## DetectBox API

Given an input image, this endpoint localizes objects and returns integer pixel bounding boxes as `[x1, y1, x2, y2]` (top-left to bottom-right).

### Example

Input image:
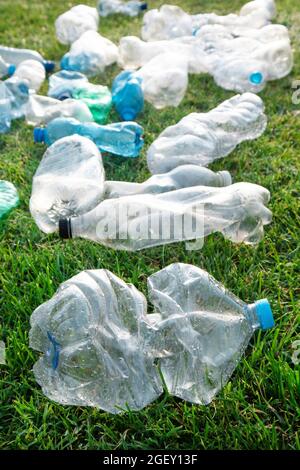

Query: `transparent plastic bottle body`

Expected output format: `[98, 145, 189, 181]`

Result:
[48, 70, 89, 100]
[55, 5, 99, 45]
[147, 93, 267, 174]
[0, 76, 29, 131]
[0, 45, 54, 72]
[72, 84, 112, 124]
[98, 0, 147, 17]
[60, 31, 118, 76]
[0, 180, 19, 220]
[59, 182, 272, 251]
[33, 117, 144, 158]
[30, 136, 105, 234]
[12, 60, 46, 93]
[112, 71, 144, 121]
[105, 166, 232, 199]
[29, 269, 163, 413]
[26, 95, 93, 126]
[141, 5, 193, 41]
[136, 53, 189, 109]
[147, 263, 275, 404]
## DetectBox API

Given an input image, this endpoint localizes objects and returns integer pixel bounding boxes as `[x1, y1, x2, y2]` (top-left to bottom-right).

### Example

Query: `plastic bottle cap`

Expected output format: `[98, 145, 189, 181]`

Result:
[33, 127, 45, 143]
[254, 299, 275, 330]
[59, 219, 72, 239]
[43, 61, 55, 73]
[7, 64, 16, 76]
[140, 3, 148, 11]
[249, 72, 263, 85]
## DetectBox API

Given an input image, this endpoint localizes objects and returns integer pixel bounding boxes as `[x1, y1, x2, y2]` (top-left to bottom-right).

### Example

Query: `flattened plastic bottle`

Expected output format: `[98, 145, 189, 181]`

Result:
[29, 269, 163, 412]
[72, 84, 112, 124]
[33, 117, 144, 158]
[48, 70, 89, 100]
[112, 71, 144, 120]
[59, 182, 272, 250]
[25, 95, 93, 126]
[105, 165, 232, 199]
[98, 0, 148, 17]
[60, 31, 118, 76]
[30, 135, 105, 234]
[147, 263, 275, 404]
[0, 180, 19, 220]
[147, 93, 267, 174]
[141, 5, 193, 41]
[0, 45, 55, 72]
[55, 5, 99, 45]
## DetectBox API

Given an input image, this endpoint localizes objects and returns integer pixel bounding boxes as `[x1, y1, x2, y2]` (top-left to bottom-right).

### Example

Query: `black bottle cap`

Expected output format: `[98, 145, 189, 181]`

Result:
[59, 219, 72, 239]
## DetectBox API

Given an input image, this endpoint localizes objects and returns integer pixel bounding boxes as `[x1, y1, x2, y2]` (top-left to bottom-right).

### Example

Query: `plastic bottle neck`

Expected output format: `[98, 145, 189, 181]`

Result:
[33, 127, 46, 143]
[246, 299, 275, 331]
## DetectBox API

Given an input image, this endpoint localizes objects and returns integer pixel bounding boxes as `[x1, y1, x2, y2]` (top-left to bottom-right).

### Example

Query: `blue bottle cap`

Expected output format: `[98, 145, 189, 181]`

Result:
[249, 72, 264, 85]
[7, 64, 16, 76]
[43, 61, 55, 73]
[140, 3, 148, 11]
[254, 299, 275, 330]
[33, 127, 45, 143]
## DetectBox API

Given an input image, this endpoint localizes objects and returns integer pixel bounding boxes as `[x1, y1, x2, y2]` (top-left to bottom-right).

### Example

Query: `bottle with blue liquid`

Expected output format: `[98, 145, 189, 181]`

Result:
[0, 45, 55, 73]
[112, 70, 144, 121]
[33, 117, 144, 158]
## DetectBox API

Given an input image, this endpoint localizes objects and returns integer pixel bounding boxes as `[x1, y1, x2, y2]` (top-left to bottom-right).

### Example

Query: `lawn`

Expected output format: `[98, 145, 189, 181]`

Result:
[0, 0, 299, 451]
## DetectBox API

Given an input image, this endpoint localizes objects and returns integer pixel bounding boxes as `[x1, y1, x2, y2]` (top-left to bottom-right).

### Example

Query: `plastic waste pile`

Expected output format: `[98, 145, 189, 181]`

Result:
[98, 0, 148, 17]
[29, 264, 275, 412]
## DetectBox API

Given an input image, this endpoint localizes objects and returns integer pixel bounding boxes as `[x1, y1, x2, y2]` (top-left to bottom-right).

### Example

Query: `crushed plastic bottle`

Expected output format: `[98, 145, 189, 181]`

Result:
[105, 165, 232, 199]
[0, 56, 15, 78]
[0, 45, 55, 72]
[30, 135, 105, 234]
[55, 5, 99, 45]
[72, 84, 112, 124]
[147, 263, 275, 404]
[29, 264, 275, 411]
[147, 93, 267, 174]
[0, 180, 19, 220]
[98, 0, 148, 17]
[58, 182, 272, 250]
[29, 269, 162, 412]
[0, 77, 29, 132]
[33, 117, 144, 158]
[141, 5, 193, 41]
[112, 71, 144, 120]
[60, 31, 119, 76]
[11, 60, 46, 93]
[48, 70, 89, 100]
[25, 95, 93, 126]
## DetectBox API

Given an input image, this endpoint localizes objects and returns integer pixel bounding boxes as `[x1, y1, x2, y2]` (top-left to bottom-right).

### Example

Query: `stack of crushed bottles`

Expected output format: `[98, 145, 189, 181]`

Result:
[0, 0, 291, 413]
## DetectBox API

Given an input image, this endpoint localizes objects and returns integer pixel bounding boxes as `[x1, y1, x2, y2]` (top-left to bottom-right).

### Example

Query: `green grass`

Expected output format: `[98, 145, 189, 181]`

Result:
[0, 0, 299, 450]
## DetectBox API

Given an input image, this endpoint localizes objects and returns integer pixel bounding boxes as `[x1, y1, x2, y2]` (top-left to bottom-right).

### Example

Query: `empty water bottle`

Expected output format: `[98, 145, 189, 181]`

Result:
[72, 84, 112, 124]
[0, 45, 55, 72]
[55, 5, 99, 45]
[59, 182, 272, 250]
[0, 56, 15, 78]
[60, 31, 118, 76]
[30, 135, 105, 234]
[0, 180, 19, 220]
[142, 5, 193, 41]
[98, 0, 148, 17]
[112, 71, 144, 120]
[147, 93, 267, 174]
[12, 60, 46, 93]
[105, 165, 232, 199]
[33, 117, 144, 158]
[147, 263, 275, 404]
[29, 269, 162, 412]
[25, 95, 93, 126]
[48, 70, 89, 100]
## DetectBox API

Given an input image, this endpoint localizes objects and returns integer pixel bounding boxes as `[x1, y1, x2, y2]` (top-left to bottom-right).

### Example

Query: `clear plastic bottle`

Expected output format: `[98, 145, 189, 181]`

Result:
[141, 4, 193, 41]
[29, 269, 162, 413]
[48, 70, 89, 100]
[58, 182, 272, 250]
[147, 263, 275, 405]
[98, 0, 148, 17]
[0, 180, 19, 220]
[0, 76, 29, 132]
[147, 93, 267, 174]
[105, 165, 232, 199]
[72, 84, 112, 124]
[33, 117, 144, 158]
[0, 45, 55, 72]
[112, 71, 144, 121]
[60, 31, 118, 76]
[55, 5, 99, 45]
[25, 95, 93, 126]
[30, 135, 105, 234]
